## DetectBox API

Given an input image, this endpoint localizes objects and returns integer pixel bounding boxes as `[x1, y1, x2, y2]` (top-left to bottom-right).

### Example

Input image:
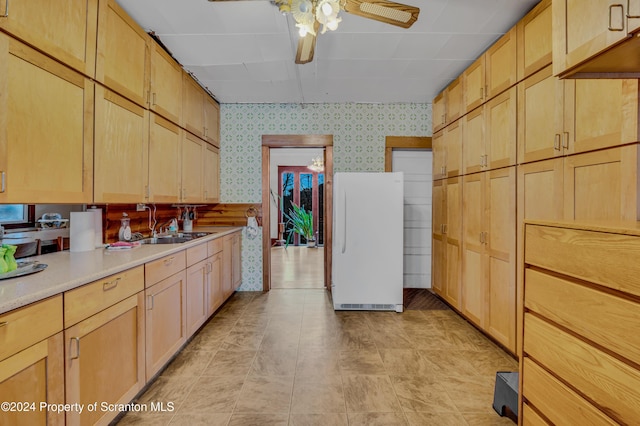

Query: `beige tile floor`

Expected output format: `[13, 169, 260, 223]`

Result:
[117, 290, 517, 426]
[270, 247, 325, 289]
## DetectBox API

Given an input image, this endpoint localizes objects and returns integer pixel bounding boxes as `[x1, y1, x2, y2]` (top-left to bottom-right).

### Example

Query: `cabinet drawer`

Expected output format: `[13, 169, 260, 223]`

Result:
[525, 224, 640, 297]
[522, 358, 617, 425]
[186, 242, 208, 267]
[525, 268, 640, 365]
[524, 313, 640, 424]
[64, 266, 144, 328]
[208, 238, 223, 256]
[0, 295, 63, 362]
[145, 251, 186, 287]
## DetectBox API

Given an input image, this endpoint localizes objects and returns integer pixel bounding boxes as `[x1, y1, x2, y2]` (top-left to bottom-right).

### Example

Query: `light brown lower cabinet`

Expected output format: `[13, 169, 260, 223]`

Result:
[186, 259, 209, 337]
[232, 232, 242, 290]
[0, 332, 65, 426]
[65, 293, 145, 426]
[145, 271, 187, 380]
[207, 252, 224, 315]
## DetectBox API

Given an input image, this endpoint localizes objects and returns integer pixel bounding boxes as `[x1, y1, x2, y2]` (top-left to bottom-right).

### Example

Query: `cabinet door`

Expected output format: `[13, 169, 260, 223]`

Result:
[432, 130, 446, 180]
[485, 86, 516, 169]
[485, 167, 516, 353]
[462, 173, 484, 327]
[181, 132, 204, 203]
[204, 96, 220, 146]
[208, 252, 224, 315]
[186, 260, 208, 337]
[150, 43, 182, 125]
[65, 293, 145, 426]
[517, 0, 552, 80]
[0, 0, 98, 77]
[464, 56, 485, 113]
[0, 333, 64, 426]
[145, 271, 187, 379]
[516, 158, 563, 356]
[149, 113, 181, 203]
[431, 179, 446, 296]
[553, 0, 629, 76]
[485, 27, 516, 99]
[0, 35, 93, 204]
[203, 143, 220, 203]
[463, 107, 485, 174]
[432, 90, 446, 133]
[232, 233, 242, 289]
[94, 85, 149, 203]
[96, 0, 150, 107]
[182, 72, 205, 138]
[564, 145, 639, 221]
[446, 76, 464, 124]
[444, 177, 462, 310]
[445, 119, 463, 178]
[517, 65, 561, 163]
[564, 79, 640, 154]
[222, 235, 233, 299]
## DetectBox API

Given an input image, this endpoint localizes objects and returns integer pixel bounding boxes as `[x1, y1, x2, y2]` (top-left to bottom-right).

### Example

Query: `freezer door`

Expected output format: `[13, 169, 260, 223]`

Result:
[332, 172, 404, 310]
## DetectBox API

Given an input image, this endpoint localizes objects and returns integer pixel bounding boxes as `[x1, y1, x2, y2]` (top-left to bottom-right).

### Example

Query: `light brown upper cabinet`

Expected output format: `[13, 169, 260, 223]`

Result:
[0, 34, 93, 204]
[149, 113, 181, 204]
[0, 0, 98, 77]
[518, 65, 640, 163]
[462, 106, 485, 174]
[432, 90, 446, 133]
[94, 85, 149, 203]
[446, 76, 464, 124]
[181, 131, 205, 203]
[485, 28, 517, 99]
[204, 96, 221, 147]
[96, 0, 150, 108]
[445, 119, 463, 178]
[553, 0, 640, 78]
[432, 130, 446, 180]
[517, 0, 552, 81]
[183, 71, 206, 139]
[464, 56, 485, 113]
[150, 42, 183, 125]
[485, 86, 517, 170]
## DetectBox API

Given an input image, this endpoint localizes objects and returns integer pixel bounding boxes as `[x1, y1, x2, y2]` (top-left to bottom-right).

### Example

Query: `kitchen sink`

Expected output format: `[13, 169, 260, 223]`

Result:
[139, 237, 191, 245]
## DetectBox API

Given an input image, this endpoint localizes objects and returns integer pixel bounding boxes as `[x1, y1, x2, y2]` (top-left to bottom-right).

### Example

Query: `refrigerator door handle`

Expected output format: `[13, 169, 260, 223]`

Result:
[342, 190, 347, 253]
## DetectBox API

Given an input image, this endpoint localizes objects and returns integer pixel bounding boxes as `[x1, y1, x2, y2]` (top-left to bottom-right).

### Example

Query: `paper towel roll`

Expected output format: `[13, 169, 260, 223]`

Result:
[90, 208, 103, 248]
[70, 212, 95, 252]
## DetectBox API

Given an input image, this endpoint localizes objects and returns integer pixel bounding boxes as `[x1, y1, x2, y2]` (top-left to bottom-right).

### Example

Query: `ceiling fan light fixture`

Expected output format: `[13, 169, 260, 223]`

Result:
[316, 0, 342, 33]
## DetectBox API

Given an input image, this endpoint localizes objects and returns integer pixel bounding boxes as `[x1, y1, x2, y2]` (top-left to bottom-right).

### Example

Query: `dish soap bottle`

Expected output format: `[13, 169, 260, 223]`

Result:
[118, 213, 132, 241]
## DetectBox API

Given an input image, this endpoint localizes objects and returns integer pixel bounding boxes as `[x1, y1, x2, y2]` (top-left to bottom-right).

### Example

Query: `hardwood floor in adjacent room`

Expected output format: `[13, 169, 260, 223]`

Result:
[117, 289, 517, 426]
[271, 246, 324, 289]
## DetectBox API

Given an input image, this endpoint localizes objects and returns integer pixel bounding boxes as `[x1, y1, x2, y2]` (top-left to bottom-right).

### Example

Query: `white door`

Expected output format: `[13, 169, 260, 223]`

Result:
[392, 149, 432, 288]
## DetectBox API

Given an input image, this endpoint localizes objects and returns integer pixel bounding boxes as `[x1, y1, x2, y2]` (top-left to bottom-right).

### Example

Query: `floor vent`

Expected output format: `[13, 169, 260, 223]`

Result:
[336, 303, 396, 311]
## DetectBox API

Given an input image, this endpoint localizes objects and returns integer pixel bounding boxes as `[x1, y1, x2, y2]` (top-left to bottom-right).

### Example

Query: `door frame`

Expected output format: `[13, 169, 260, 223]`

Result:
[262, 135, 334, 292]
[384, 136, 432, 171]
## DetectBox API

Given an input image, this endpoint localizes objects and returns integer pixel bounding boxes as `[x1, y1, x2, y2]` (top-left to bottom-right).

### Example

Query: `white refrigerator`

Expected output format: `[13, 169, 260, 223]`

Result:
[332, 172, 404, 312]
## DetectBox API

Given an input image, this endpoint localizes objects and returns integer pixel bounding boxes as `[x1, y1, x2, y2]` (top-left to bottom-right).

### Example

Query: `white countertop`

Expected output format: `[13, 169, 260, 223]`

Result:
[0, 226, 242, 314]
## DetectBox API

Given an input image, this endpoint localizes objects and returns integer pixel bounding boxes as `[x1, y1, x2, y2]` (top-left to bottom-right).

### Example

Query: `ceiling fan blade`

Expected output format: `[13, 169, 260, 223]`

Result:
[344, 0, 420, 29]
[295, 30, 317, 64]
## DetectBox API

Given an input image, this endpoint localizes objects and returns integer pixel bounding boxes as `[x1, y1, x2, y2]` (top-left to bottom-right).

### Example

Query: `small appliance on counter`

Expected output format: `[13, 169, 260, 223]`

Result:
[118, 213, 132, 241]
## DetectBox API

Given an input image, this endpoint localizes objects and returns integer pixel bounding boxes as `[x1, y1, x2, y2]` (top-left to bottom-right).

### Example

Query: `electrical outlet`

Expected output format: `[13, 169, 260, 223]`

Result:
[136, 203, 147, 211]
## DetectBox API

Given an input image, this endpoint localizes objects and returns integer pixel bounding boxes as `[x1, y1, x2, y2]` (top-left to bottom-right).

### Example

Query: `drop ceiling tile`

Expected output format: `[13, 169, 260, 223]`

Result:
[244, 61, 293, 81]
[159, 35, 264, 65]
[429, 0, 504, 33]
[187, 64, 250, 81]
[435, 34, 502, 60]
[319, 33, 404, 60]
[392, 33, 452, 59]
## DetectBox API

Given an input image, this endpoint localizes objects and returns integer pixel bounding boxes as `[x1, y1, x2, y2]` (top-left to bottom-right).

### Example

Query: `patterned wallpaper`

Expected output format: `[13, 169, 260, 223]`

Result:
[221, 103, 432, 291]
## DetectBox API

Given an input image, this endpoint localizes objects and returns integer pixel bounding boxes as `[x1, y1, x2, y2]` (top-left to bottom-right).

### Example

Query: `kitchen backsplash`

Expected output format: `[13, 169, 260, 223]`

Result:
[221, 102, 432, 291]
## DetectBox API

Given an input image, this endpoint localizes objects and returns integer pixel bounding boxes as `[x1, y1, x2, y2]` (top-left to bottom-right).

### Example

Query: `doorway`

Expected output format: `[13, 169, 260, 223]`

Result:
[261, 135, 334, 292]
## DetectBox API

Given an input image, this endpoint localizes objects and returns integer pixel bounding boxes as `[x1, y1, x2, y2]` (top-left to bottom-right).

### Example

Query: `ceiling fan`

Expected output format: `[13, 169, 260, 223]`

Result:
[207, 0, 420, 64]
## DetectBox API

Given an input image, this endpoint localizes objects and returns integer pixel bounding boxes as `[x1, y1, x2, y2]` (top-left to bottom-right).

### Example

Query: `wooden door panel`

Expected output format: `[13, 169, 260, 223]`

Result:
[517, 0, 552, 80]
[485, 87, 516, 169]
[182, 132, 204, 203]
[462, 174, 484, 326]
[485, 28, 516, 98]
[445, 177, 461, 309]
[446, 76, 464, 123]
[150, 43, 182, 125]
[149, 113, 181, 203]
[432, 130, 446, 180]
[463, 107, 484, 174]
[464, 56, 485, 113]
[432, 91, 446, 132]
[445, 120, 463, 178]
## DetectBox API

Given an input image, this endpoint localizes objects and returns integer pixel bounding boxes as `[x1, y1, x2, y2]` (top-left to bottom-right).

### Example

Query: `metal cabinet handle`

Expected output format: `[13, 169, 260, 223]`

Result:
[0, 321, 7, 328]
[562, 132, 569, 150]
[164, 256, 175, 266]
[479, 232, 484, 243]
[554, 134, 561, 150]
[480, 86, 484, 99]
[152, 92, 157, 106]
[628, 0, 640, 17]
[147, 295, 154, 310]
[483, 232, 488, 245]
[443, 224, 447, 234]
[70, 337, 81, 360]
[0, 171, 5, 193]
[1, 0, 8, 17]
[609, 4, 625, 31]
[103, 277, 121, 291]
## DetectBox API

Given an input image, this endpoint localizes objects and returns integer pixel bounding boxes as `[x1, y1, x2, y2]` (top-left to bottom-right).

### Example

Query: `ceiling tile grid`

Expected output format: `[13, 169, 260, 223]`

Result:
[116, 0, 540, 104]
